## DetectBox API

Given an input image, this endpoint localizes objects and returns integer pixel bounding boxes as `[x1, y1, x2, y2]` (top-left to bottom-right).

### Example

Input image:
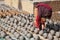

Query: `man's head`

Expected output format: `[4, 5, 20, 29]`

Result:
[36, 3, 52, 19]
[41, 6, 52, 23]
[34, 6, 52, 21]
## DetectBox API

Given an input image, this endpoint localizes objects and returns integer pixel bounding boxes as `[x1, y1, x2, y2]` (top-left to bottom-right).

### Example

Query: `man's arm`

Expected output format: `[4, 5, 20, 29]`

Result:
[34, 7, 38, 18]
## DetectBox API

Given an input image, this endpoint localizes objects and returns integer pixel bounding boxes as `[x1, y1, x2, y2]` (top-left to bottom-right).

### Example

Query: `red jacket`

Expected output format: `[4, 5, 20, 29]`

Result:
[34, 3, 52, 29]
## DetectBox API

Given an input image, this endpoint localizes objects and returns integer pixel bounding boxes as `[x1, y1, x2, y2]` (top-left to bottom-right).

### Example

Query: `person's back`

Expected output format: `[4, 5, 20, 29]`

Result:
[34, 3, 52, 30]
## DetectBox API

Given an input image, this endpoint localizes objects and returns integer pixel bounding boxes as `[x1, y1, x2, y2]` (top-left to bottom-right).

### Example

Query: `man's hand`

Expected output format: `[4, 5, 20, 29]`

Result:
[42, 24, 45, 30]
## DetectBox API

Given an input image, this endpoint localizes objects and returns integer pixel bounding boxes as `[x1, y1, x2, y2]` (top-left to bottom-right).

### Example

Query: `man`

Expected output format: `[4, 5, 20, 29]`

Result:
[34, 3, 52, 30]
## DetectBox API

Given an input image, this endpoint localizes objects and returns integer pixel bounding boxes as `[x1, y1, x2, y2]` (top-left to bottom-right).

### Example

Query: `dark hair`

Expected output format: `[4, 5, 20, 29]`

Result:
[38, 6, 52, 19]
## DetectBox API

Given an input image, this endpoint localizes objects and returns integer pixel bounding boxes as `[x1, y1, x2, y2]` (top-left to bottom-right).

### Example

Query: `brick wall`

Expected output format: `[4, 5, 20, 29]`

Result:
[44, 1, 60, 21]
